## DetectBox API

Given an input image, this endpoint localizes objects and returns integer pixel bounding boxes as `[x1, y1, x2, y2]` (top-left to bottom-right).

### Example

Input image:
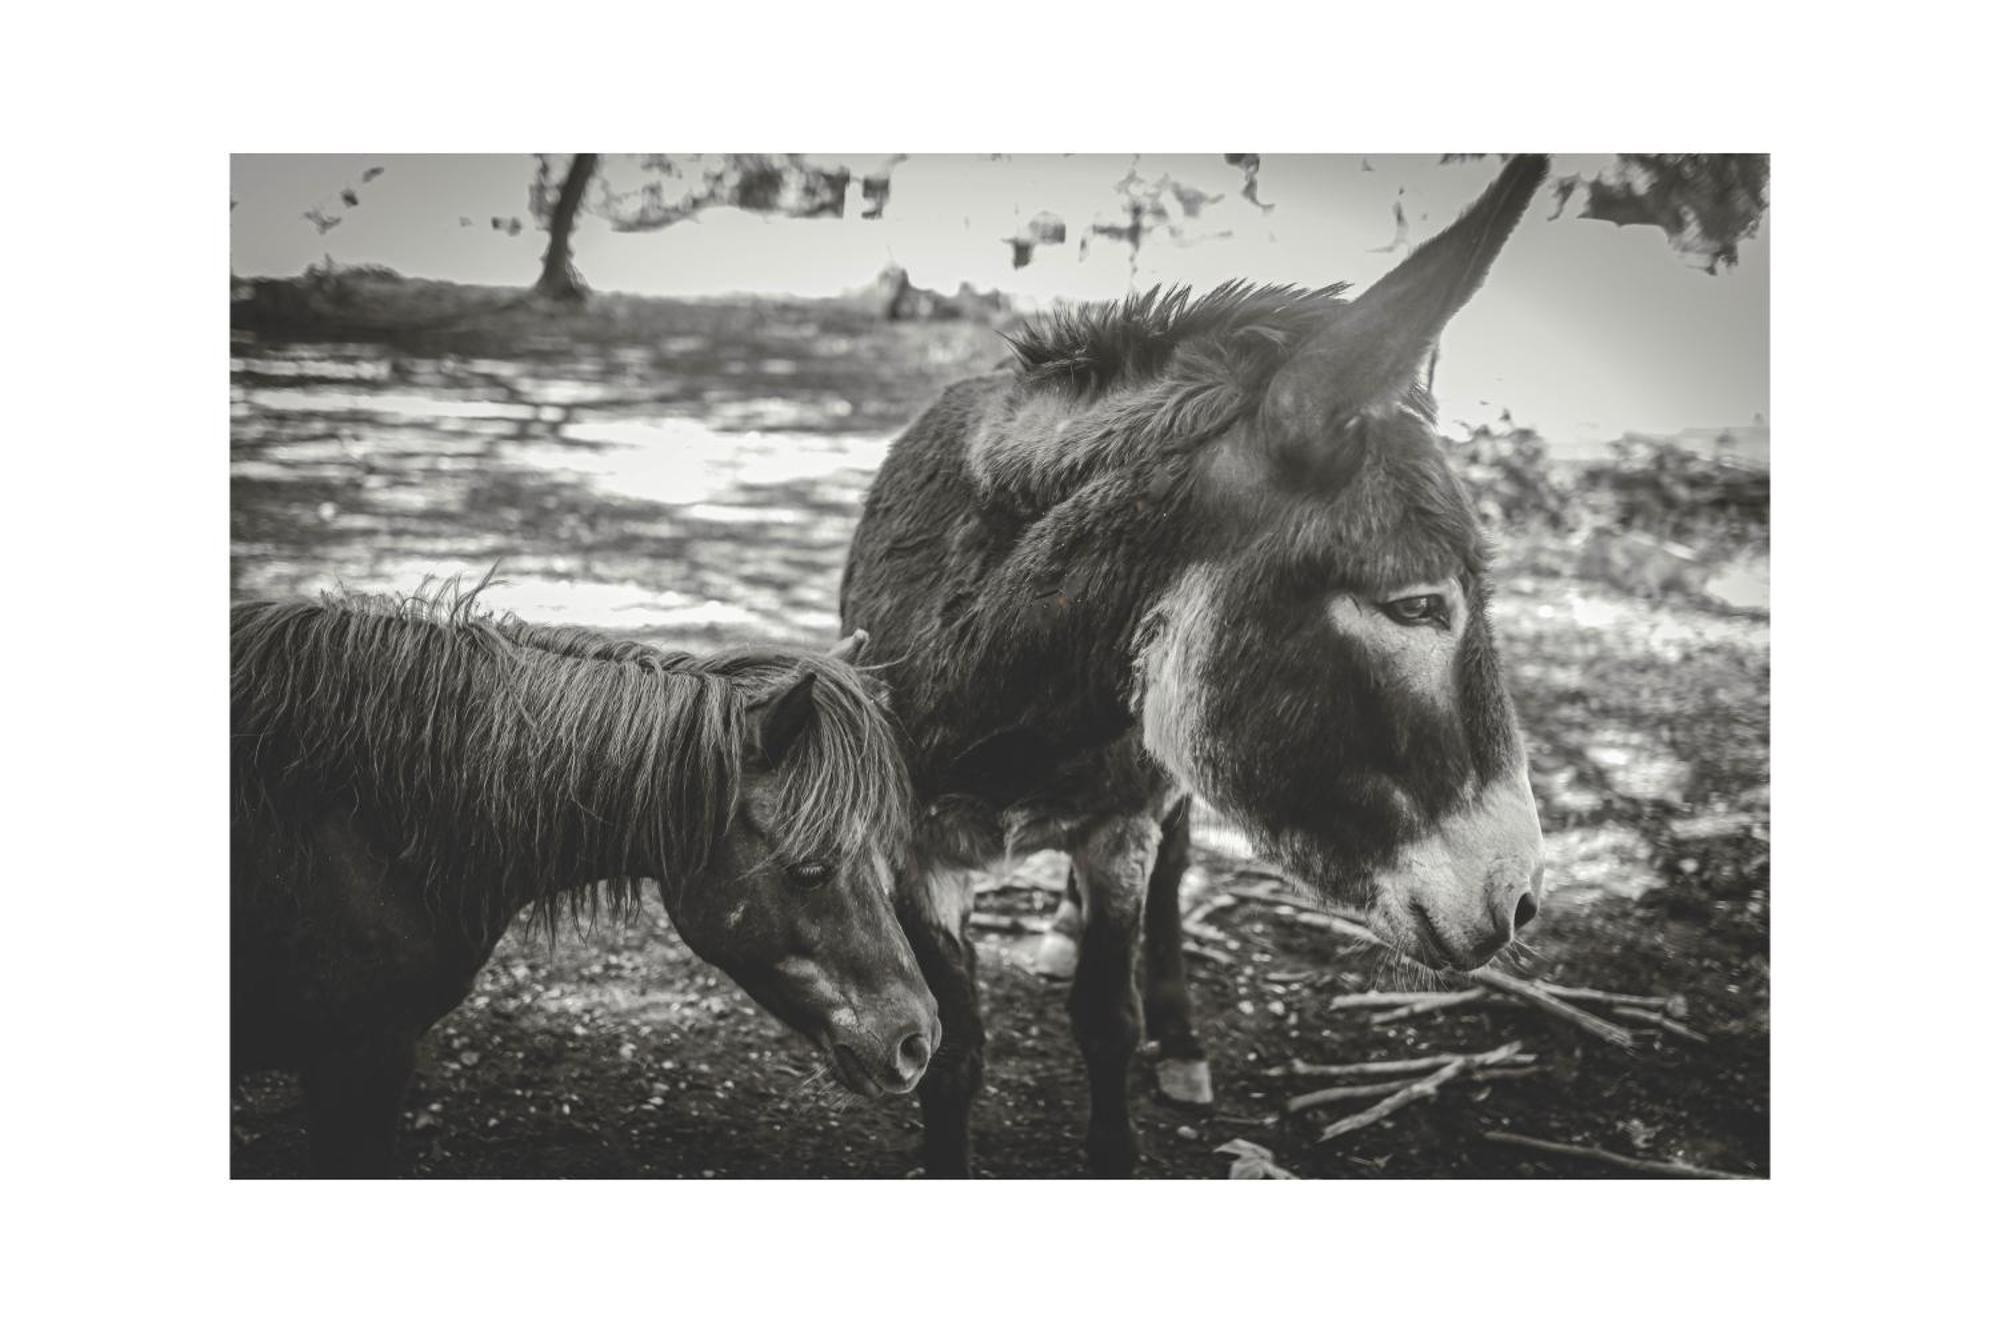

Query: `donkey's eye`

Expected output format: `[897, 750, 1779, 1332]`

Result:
[788, 862, 832, 887]
[1379, 594, 1448, 628]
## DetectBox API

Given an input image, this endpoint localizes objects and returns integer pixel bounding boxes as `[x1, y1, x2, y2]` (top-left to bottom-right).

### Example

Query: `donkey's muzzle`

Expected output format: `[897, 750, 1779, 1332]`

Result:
[1372, 767, 1547, 971]
[1464, 862, 1544, 965]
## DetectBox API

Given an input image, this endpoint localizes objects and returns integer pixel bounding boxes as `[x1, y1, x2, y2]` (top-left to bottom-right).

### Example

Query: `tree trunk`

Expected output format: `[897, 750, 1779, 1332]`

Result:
[534, 153, 599, 303]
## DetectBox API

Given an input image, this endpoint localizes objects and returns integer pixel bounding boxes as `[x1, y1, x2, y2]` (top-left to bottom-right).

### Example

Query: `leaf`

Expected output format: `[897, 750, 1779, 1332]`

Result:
[1215, 1138, 1299, 1179]
[1230, 1155, 1298, 1180]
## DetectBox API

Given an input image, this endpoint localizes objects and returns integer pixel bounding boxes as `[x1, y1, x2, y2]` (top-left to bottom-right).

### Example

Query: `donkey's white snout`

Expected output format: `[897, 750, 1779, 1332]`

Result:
[1374, 768, 1546, 970]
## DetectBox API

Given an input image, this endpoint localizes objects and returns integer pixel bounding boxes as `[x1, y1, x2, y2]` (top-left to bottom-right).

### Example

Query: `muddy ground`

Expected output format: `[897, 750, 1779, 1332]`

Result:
[229, 287, 1769, 1179]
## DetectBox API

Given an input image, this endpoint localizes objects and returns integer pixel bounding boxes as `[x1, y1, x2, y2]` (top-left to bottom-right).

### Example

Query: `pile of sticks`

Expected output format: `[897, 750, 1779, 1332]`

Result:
[1186, 877, 1706, 1050]
[970, 863, 1751, 1178]
[1196, 875, 1747, 1176]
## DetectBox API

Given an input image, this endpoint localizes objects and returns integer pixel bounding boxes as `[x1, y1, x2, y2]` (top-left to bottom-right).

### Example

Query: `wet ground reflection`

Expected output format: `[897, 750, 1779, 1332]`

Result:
[231, 324, 993, 650]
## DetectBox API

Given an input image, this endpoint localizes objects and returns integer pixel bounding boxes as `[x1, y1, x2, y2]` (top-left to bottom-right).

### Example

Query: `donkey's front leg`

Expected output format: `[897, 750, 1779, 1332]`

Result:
[895, 868, 985, 1178]
[1069, 816, 1161, 1177]
[1141, 796, 1213, 1106]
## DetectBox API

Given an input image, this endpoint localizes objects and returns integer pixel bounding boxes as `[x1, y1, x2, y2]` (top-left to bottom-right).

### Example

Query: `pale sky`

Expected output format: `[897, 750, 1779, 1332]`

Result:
[231, 154, 1769, 446]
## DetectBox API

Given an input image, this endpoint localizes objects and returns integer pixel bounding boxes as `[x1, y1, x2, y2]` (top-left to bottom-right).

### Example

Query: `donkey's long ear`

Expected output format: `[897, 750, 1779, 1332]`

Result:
[746, 670, 818, 768]
[1264, 154, 1549, 434]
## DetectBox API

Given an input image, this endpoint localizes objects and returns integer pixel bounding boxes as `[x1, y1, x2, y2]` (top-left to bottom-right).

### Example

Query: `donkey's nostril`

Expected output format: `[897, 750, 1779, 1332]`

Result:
[1514, 891, 1539, 931]
[895, 1030, 932, 1083]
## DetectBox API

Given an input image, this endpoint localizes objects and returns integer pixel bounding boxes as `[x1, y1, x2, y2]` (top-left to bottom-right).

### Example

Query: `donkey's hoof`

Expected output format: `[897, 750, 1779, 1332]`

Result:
[1156, 1057, 1214, 1107]
[1033, 930, 1078, 979]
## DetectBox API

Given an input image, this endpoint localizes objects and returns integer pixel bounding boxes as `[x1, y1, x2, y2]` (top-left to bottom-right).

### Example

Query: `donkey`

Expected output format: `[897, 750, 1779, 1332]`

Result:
[841, 155, 1552, 1176]
[231, 579, 937, 1176]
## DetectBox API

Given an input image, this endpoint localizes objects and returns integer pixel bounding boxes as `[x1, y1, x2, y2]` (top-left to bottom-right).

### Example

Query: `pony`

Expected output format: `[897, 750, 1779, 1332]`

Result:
[231, 578, 937, 1175]
[841, 155, 1552, 1176]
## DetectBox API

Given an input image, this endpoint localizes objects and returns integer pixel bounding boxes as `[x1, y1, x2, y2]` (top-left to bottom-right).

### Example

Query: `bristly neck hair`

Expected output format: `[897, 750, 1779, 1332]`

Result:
[1006, 281, 1351, 398]
[973, 282, 1349, 514]
[231, 579, 911, 938]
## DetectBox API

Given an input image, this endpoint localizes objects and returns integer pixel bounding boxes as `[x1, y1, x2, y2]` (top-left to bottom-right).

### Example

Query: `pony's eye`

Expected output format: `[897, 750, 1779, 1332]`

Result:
[788, 862, 832, 887]
[1379, 594, 1448, 628]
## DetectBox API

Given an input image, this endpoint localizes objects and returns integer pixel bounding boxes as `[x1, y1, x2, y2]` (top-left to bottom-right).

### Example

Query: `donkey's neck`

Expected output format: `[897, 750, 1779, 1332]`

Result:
[905, 491, 1203, 804]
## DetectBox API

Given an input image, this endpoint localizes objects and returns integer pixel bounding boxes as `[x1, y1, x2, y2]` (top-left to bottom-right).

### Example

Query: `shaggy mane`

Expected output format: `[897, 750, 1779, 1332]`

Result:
[232, 576, 911, 936]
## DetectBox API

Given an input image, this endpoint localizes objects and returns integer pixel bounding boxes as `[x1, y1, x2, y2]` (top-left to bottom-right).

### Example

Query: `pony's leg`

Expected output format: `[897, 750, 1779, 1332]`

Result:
[302, 1035, 416, 1178]
[1141, 796, 1213, 1106]
[1032, 869, 1083, 978]
[1068, 816, 1161, 1178]
[896, 869, 985, 1178]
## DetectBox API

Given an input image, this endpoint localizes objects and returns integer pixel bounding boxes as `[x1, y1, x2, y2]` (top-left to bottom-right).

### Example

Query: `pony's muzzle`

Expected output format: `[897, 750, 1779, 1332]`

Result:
[832, 1021, 933, 1097]
[893, 1028, 933, 1087]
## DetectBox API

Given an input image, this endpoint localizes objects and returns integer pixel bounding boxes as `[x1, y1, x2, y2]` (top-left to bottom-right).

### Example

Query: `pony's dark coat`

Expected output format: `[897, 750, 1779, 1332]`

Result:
[232, 579, 932, 1174]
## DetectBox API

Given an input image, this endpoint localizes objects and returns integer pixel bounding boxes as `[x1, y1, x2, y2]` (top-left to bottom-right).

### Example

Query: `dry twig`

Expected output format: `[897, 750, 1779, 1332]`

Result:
[1315, 1043, 1523, 1142]
[1482, 1130, 1755, 1180]
[1287, 1078, 1425, 1113]
[1326, 990, 1473, 1010]
[1288, 1059, 1538, 1114]
[1372, 991, 1489, 1023]
[1473, 970, 1636, 1050]
[1265, 1051, 1512, 1080]
[1540, 983, 1671, 1010]
[1612, 1005, 1709, 1043]
[1182, 919, 1233, 947]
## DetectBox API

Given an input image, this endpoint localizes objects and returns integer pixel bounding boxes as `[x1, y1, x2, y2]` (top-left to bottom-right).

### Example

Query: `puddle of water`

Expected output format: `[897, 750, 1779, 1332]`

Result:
[509, 377, 644, 406]
[232, 460, 350, 483]
[234, 355, 395, 382]
[247, 387, 540, 420]
[1707, 554, 1771, 612]
[679, 503, 812, 526]
[703, 397, 855, 431]
[282, 563, 777, 636]
[529, 418, 888, 509]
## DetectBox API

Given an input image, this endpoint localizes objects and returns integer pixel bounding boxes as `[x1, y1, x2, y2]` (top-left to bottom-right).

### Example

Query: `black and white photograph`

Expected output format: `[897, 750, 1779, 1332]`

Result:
[227, 152, 1769, 1180]
[20, 9, 1997, 1324]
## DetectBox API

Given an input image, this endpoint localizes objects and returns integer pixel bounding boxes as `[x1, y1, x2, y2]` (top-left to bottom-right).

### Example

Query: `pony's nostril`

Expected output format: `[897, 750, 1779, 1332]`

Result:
[895, 1030, 932, 1081]
[1514, 891, 1539, 931]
